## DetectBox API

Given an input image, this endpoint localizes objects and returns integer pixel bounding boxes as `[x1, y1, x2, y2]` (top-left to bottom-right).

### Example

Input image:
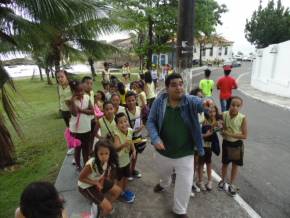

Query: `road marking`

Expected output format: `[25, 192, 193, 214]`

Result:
[191, 71, 262, 218]
[211, 170, 261, 218]
[236, 72, 250, 82]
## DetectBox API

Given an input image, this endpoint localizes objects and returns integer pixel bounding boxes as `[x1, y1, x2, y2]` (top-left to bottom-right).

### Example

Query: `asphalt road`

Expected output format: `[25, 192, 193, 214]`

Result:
[190, 63, 290, 218]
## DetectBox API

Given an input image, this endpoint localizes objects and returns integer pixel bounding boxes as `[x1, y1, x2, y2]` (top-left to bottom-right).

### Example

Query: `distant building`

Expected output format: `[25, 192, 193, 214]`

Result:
[110, 35, 234, 67]
[152, 35, 234, 66]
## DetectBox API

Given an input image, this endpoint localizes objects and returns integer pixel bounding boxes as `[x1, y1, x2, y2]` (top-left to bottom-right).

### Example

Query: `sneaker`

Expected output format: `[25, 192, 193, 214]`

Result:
[124, 190, 135, 199]
[190, 191, 195, 197]
[71, 158, 76, 165]
[67, 148, 74, 155]
[218, 180, 226, 191]
[192, 182, 201, 193]
[206, 180, 213, 191]
[197, 181, 206, 191]
[121, 191, 135, 203]
[133, 170, 142, 178]
[128, 176, 134, 181]
[172, 212, 188, 218]
[228, 184, 237, 196]
[153, 184, 165, 193]
[90, 203, 99, 218]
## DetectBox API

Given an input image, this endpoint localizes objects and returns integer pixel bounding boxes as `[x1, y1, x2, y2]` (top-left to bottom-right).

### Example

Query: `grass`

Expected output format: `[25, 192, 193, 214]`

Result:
[0, 73, 139, 218]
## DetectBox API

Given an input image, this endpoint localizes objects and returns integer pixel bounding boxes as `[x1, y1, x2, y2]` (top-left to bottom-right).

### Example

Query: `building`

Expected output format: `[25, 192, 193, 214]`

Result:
[152, 35, 234, 66]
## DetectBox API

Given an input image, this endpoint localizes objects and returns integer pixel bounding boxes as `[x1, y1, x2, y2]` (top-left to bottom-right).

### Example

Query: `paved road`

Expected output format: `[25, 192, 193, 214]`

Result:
[191, 63, 290, 218]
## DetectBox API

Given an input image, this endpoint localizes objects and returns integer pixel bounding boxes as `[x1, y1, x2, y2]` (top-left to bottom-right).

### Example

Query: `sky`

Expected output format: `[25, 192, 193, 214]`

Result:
[215, 0, 290, 54]
[99, 0, 290, 55]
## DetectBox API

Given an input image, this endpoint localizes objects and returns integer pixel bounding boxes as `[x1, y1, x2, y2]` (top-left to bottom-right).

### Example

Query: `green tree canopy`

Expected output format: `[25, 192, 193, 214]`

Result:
[245, 0, 290, 48]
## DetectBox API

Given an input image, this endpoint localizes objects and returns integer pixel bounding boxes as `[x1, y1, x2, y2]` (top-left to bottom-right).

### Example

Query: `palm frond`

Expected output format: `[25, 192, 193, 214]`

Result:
[0, 63, 22, 136]
[76, 38, 120, 59]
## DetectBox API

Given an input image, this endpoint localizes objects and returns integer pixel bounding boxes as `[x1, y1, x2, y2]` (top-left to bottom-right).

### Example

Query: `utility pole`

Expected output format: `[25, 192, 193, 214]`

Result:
[176, 0, 195, 72]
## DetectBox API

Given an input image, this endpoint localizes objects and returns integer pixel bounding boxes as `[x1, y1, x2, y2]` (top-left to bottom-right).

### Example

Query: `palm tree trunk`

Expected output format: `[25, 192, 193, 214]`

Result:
[53, 46, 61, 72]
[45, 67, 53, 85]
[0, 115, 15, 168]
[38, 65, 43, 80]
[88, 57, 96, 81]
[50, 66, 55, 78]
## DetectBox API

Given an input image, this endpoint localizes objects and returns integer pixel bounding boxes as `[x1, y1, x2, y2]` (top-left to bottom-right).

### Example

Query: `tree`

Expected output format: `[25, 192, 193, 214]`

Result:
[0, 0, 114, 168]
[245, 0, 290, 48]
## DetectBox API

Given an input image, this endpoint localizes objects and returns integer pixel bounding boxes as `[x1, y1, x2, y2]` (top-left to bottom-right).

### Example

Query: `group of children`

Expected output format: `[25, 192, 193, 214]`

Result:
[55, 65, 247, 217]
[190, 68, 247, 197]
[56, 68, 159, 217]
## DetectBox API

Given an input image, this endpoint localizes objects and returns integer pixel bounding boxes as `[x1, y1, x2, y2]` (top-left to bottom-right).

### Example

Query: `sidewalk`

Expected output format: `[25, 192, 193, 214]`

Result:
[237, 72, 290, 111]
[55, 67, 257, 218]
[55, 145, 251, 218]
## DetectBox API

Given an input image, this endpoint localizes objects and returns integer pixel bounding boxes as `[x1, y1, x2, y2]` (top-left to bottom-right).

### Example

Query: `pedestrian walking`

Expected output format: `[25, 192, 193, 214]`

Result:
[199, 69, 214, 97]
[147, 73, 212, 218]
[216, 66, 237, 112]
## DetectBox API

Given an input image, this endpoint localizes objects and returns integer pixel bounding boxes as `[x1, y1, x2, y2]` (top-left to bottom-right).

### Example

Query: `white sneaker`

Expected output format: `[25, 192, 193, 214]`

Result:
[128, 176, 134, 181]
[67, 148, 74, 155]
[190, 191, 195, 197]
[90, 203, 98, 218]
[192, 182, 201, 193]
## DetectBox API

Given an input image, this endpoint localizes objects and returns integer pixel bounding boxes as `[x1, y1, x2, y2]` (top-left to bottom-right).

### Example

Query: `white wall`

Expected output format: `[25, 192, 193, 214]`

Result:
[251, 40, 290, 98]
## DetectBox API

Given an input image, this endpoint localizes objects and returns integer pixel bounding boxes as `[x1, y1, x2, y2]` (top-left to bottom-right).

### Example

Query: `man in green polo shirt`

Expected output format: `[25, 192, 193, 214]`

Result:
[147, 73, 212, 218]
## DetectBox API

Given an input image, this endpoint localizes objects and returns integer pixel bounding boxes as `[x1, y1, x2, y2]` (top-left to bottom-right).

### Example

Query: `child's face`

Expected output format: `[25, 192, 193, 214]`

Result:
[97, 147, 110, 163]
[208, 107, 217, 119]
[104, 104, 114, 118]
[109, 86, 116, 93]
[111, 96, 120, 107]
[117, 116, 129, 132]
[126, 95, 136, 110]
[84, 79, 93, 92]
[95, 92, 102, 101]
[229, 98, 242, 115]
[57, 72, 68, 86]
[74, 84, 84, 98]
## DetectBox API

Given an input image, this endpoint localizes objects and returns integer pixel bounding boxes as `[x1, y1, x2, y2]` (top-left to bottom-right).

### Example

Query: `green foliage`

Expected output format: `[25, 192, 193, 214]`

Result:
[245, 0, 290, 48]
[195, 0, 228, 36]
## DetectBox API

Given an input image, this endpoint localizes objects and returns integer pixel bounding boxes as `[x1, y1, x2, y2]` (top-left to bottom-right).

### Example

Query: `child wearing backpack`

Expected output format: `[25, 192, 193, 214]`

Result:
[114, 112, 136, 203]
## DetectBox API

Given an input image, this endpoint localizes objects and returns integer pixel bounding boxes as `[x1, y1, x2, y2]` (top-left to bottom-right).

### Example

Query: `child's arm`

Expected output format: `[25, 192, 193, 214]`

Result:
[224, 117, 248, 140]
[94, 119, 101, 138]
[68, 96, 78, 116]
[79, 165, 103, 190]
[114, 135, 130, 152]
[80, 101, 94, 115]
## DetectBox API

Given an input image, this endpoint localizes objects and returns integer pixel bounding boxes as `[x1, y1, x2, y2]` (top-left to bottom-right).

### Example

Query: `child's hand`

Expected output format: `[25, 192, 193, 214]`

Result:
[205, 129, 213, 137]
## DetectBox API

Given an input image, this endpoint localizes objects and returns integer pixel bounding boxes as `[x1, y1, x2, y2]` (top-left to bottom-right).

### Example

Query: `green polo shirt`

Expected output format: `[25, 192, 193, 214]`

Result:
[159, 105, 194, 158]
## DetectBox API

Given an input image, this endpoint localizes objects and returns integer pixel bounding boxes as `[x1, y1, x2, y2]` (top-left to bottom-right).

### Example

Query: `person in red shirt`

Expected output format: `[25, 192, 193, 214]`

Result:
[216, 68, 237, 112]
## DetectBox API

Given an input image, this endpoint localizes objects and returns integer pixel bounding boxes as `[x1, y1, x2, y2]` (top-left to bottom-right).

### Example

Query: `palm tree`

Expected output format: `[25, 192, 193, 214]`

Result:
[0, 0, 113, 168]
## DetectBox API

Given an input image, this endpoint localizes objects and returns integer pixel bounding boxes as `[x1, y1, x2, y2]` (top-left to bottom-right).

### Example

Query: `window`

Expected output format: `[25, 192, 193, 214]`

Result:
[210, 48, 213, 56]
[218, 47, 222, 56]
[224, 47, 228, 55]
[202, 49, 206, 56]
[194, 47, 197, 53]
[152, 55, 158, 64]
[160, 55, 166, 65]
